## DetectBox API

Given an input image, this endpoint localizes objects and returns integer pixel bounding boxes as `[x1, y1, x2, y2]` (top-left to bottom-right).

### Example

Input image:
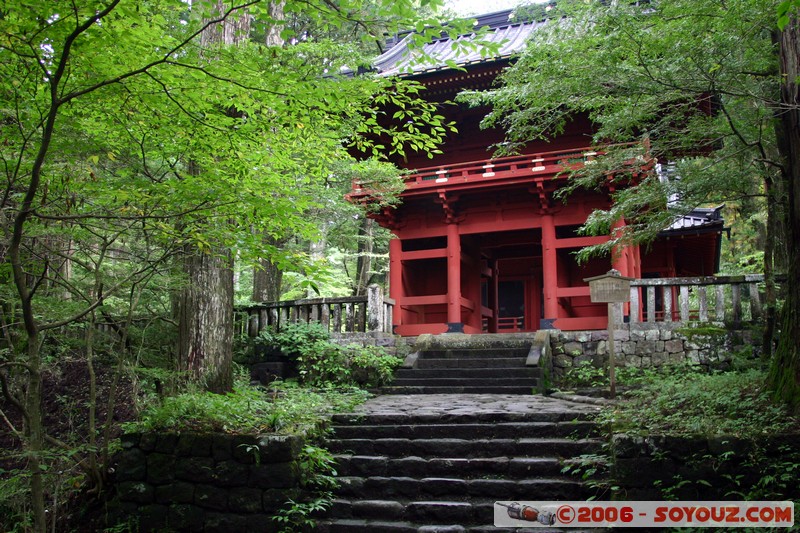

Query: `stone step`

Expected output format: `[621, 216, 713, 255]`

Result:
[415, 357, 526, 369]
[330, 408, 598, 425]
[326, 437, 602, 458]
[333, 455, 563, 479]
[416, 348, 530, 359]
[327, 498, 609, 529]
[390, 377, 538, 388]
[334, 477, 591, 502]
[319, 519, 600, 533]
[331, 421, 598, 440]
[395, 367, 540, 379]
[380, 385, 537, 395]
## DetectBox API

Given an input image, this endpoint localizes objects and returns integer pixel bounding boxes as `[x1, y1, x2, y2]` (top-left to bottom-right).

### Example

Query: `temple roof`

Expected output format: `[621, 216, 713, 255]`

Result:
[371, 9, 544, 77]
[663, 205, 726, 236]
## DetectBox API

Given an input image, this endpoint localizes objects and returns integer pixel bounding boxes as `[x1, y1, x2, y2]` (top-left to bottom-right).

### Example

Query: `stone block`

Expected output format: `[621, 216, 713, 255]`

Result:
[668, 352, 687, 363]
[645, 329, 660, 341]
[563, 341, 583, 356]
[262, 488, 299, 510]
[630, 330, 646, 341]
[214, 460, 251, 487]
[212, 434, 234, 461]
[155, 482, 195, 504]
[246, 514, 281, 533]
[665, 339, 684, 353]
[621, 341, 636, 355]
[652, 352, 668, 366]
[554, 354, 573, 368]
[583, 341, 598, 356]
[596, 340, 607, 356]
[640, 356, 652, 368]
[117, 481, 155, 504]
[687, 350, 700, 363]
[591, 330, 609, 341]
[611, 434, 646, 458]
[139, 433, 157, 452]
[615, 329, 630, 341]
[204, 512, 249, 532]
[655, 341, 665, 352]
[228, 487, 265, 513]
[114, 448, 147, 482]
[257, 435, 302, 464]
[249, 462, 299, 489]
[154, 433, 179, 454]
[638, 340, 656, 354]
[120, 433, 140, 450]
[146, 453, 176, 484]
[232, 435, 261, 463]
[574, 354, 592, 366]
[575, 332, 591, 343]
[661, 329, 673, 340]
[137, 504, 169, 531]
[195, 484, 229, 511]
[167, 504, 205, 531]
[176, 433, 212, 457]
[175, 456, 215, 484]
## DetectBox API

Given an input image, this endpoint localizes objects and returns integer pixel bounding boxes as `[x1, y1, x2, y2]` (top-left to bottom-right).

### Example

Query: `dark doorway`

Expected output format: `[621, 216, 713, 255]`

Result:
[498, 280, 525, 331]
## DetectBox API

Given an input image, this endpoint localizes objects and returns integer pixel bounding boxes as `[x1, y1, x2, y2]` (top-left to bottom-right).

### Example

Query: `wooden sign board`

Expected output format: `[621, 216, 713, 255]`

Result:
[585, 270, 633, 303]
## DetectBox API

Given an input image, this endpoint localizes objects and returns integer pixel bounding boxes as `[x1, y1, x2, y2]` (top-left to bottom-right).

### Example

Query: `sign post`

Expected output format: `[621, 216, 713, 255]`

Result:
[584, 269, 633, 399]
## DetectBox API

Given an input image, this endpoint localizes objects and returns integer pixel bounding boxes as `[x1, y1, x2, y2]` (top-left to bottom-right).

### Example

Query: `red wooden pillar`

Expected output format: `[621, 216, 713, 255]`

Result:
[446, 222, 462, 330]
[389, 237, 403, 330]
[541, 214, 558, 325]
[611, 218, 629, 276]
[489, 260, 499, 333]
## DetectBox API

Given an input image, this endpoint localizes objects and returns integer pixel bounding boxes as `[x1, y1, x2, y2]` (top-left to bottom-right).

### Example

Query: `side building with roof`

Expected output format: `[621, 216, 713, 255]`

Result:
[349, 9, 726, 336]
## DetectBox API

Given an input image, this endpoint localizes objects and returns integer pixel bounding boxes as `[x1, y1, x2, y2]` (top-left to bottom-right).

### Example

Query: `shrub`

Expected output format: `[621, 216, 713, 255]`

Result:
[348, 344, 403, 387]
[296, 341, 402, 388]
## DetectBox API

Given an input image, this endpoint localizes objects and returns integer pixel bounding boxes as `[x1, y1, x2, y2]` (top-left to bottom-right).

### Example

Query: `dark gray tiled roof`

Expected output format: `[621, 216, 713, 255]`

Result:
[372, 9, 545, 77]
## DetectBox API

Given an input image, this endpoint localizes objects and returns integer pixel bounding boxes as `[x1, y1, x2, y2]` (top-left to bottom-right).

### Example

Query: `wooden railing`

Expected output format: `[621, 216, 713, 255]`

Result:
[628, 274, 766, 325]
[236, 284, 394, 337]
[349, 143, 645, 201]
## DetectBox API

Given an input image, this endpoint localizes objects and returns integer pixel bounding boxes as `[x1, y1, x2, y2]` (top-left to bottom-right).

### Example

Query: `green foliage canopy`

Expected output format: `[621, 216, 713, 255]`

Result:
[461, 0, 783, 259]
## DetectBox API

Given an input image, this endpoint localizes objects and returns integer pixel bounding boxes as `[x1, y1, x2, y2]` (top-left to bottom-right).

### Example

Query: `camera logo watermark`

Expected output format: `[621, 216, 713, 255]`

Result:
[494, 501, 794, 528]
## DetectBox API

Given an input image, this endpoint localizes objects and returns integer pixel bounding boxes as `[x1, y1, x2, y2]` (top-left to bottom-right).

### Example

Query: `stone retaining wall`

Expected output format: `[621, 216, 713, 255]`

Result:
[612, 433, 800, 500]
[547, 323, 757, 382]
[112, 432, 304, 532]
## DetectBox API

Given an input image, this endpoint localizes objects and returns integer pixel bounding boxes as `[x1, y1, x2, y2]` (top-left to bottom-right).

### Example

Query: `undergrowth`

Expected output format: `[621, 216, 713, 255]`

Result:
[125, 378, 369, 435]
[605, 368, 796, 437]
[565, 365, 800, 505]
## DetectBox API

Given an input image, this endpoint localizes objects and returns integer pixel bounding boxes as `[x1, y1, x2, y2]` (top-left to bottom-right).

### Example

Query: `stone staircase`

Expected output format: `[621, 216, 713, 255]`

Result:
[382, 334, 542, 395]
[317, 395, 604, 532]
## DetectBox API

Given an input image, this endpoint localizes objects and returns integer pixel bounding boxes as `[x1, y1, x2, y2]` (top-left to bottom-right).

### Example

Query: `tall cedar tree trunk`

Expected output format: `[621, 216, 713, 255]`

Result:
[178, 246, 235, 393]
[354, 217, 375, 296]
[252, 234, 286, 302]
[251, 3, 285, 301]
[177, 3, 249, 392]
[768, 13, 800, 411]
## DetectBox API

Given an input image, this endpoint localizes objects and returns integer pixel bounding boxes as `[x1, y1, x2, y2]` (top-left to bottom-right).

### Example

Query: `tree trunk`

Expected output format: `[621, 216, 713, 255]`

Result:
[200, 1, 252, 48]
[265, 0, 286, 47]
[174, 1, 246, 393]
[768, 13, 800, 412]
[177, 246, 234, 393]
[252, 234, 286, 302]
[354, 217, 375, 296]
